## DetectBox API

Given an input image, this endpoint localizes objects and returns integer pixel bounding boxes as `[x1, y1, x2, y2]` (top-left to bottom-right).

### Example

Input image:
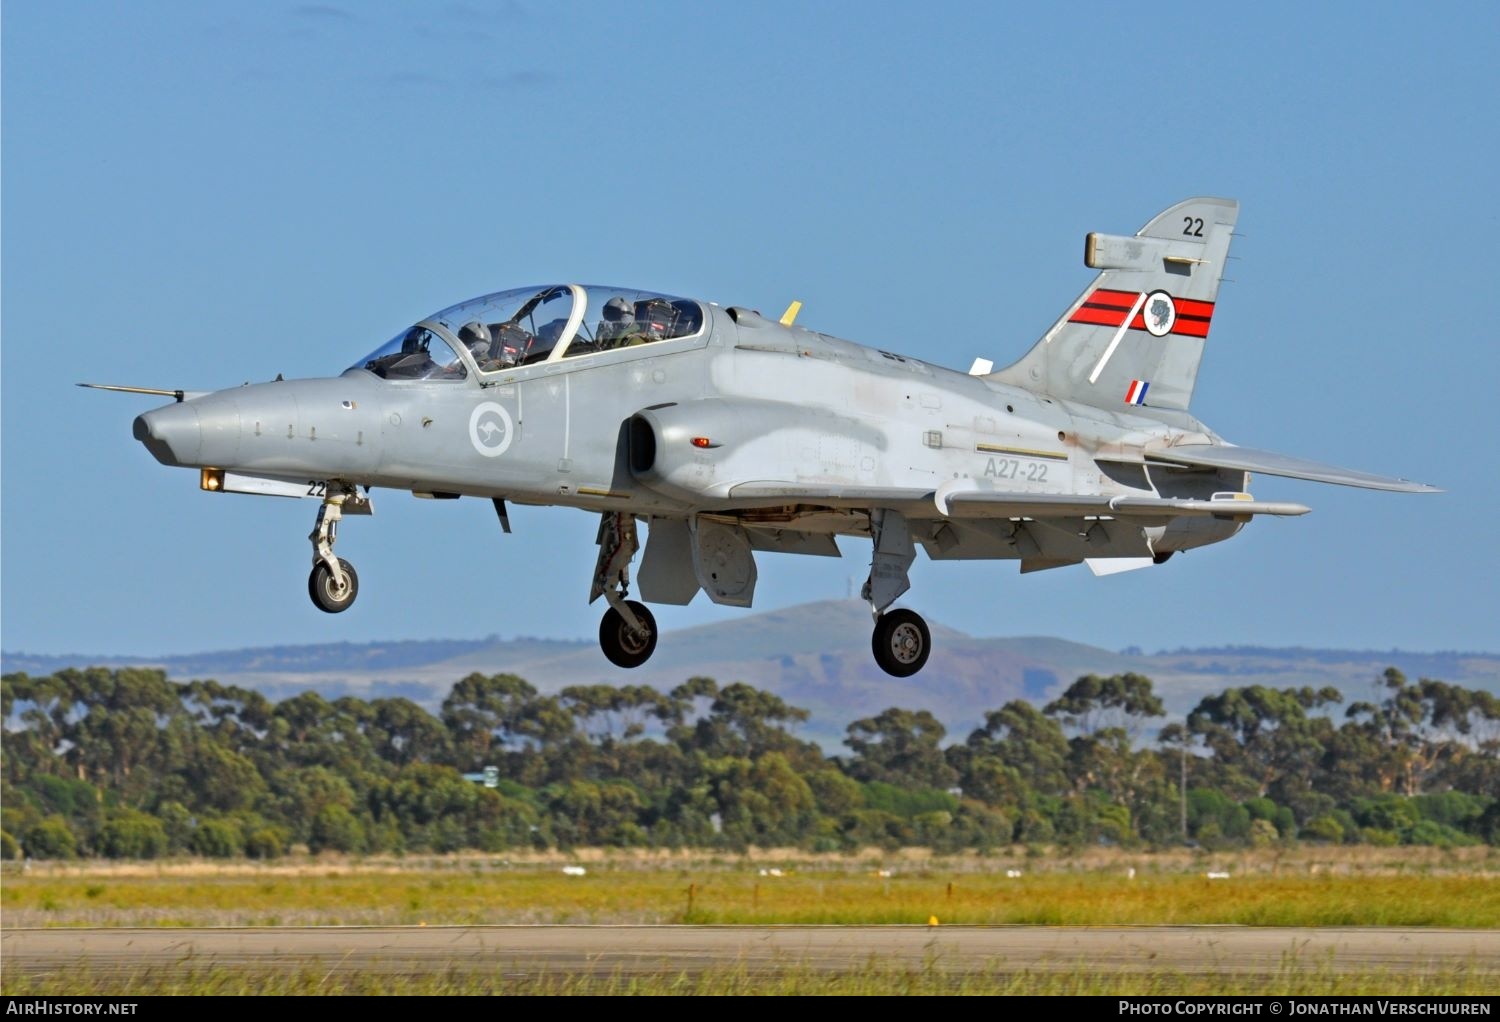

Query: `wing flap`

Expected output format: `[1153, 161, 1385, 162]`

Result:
[724, 482, 1308, 518]
[725, 483, 937, 516]
[942, 491, 1309, 519]
[1148, 444, 1440, 493]
[728, 483, 931, 503]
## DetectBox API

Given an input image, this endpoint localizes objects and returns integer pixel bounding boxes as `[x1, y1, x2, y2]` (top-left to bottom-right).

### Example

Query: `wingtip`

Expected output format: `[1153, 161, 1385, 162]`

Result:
[1396, 478, 1444, 494]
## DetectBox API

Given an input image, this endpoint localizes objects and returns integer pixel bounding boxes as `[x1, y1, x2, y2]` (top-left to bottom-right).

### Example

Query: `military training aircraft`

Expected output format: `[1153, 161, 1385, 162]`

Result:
[87, 197, 1438, 677]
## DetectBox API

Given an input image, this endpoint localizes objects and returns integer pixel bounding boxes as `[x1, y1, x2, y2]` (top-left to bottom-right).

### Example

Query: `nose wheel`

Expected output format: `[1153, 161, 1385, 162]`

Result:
[309, 557, 359, 613]
[306, 486, 366, 614]
[872, 608, 931, 677]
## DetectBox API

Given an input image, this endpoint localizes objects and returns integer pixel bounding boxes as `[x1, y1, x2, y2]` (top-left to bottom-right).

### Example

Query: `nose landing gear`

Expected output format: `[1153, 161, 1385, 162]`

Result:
[307, 486, 369, 614]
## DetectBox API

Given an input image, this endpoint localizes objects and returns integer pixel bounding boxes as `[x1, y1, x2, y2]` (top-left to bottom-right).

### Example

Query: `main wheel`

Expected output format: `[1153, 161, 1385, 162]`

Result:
[308, 558, 359, 614]
[599, 600, 657, 669]
[872, 608, 931, 677]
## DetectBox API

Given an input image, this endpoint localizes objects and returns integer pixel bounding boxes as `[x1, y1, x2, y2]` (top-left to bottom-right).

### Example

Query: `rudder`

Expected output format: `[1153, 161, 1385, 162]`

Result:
[988, 197, 1238, 412]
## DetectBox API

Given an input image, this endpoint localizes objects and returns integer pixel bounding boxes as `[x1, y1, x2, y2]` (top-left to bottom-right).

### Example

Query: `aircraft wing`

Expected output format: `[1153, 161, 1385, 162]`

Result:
[726, 483, 939, 517]
[939, 492, 1309, 518]
[1147, 444, 1441, 493]
[726, 482, 1309, 518]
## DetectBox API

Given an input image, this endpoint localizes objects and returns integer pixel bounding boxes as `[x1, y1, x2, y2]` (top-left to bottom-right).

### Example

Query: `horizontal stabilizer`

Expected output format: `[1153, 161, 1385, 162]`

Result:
[1148, 444, 1440, 493]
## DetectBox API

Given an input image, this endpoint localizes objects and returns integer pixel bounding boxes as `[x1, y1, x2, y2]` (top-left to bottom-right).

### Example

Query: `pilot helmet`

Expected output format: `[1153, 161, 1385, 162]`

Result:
[602, 297, 632, 322]
[458, 320, 490, 356]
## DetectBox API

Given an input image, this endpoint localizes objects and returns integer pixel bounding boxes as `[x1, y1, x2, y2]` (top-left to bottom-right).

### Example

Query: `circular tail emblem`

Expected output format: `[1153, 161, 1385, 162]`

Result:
[469, 402, 514, 457]
[1143, 290, 1177, 337]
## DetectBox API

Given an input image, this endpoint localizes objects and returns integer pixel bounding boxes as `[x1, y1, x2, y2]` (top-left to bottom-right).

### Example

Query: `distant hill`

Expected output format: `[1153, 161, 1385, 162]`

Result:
[6, 600, 1497, 751]
[0, 638, 510, 676]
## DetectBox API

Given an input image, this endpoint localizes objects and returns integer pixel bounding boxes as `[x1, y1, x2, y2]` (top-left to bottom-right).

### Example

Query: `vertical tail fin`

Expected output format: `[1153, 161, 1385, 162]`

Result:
[988, 197, 1238, 412]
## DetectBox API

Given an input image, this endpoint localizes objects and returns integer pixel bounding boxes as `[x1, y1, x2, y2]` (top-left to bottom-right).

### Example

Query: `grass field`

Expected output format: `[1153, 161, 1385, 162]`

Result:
[3, 846, 1497, 928]
[4, 848, 1496, 995]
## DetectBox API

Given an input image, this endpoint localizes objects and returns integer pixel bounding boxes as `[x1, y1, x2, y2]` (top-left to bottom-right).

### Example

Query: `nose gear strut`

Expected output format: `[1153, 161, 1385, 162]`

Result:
[307, 485, 370, 614]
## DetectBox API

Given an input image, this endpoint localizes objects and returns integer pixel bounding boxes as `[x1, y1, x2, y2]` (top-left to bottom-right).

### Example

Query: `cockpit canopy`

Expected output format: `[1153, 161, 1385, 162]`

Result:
[349, 284, 706, 381]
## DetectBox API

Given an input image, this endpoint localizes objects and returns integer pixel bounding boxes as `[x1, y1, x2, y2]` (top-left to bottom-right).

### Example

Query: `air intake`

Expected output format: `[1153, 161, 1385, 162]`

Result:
[629, 414, 657, 474]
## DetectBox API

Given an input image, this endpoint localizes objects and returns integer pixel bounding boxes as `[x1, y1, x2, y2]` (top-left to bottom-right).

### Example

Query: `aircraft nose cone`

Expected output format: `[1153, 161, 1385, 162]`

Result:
[133, 403, 202, 466]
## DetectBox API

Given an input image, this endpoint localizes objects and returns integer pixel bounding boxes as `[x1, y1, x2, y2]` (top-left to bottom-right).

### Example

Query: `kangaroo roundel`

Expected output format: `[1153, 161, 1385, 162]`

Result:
[469, 402, 514, 457]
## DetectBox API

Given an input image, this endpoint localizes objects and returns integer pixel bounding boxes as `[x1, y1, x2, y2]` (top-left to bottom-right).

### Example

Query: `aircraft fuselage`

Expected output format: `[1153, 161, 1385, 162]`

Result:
[116, 199, 1430, 675]
[134, 302, 1245, 566]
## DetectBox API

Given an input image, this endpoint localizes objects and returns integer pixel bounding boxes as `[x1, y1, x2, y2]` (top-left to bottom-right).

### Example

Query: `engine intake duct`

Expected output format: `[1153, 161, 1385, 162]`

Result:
[629, 413, 658, 474]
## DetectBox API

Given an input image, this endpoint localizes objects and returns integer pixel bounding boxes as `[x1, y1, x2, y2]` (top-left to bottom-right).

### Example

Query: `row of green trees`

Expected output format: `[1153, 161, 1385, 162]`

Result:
[2, 666, 1496, 859]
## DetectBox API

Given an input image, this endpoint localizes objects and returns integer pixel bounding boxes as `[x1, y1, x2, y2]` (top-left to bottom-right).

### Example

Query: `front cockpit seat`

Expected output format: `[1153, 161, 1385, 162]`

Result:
[489, 322, 534, 367]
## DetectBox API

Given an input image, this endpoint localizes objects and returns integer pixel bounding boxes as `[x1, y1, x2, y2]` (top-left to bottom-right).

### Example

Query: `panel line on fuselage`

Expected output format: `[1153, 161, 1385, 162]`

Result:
[974, 442, 1068, 461]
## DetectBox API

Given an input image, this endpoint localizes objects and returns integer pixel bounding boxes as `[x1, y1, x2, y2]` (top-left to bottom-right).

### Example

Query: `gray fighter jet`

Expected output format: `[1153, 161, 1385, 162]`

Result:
[87, 198, 1438, 677]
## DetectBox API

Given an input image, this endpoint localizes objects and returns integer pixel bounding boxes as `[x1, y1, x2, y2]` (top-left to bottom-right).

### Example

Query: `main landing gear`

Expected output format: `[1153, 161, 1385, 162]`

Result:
[864, 508, 932, 677]
[872, 607, 931, 677]
[307, 486, 369, 614]
[591, 511, 659, 668]
[581, 507, 936, 676]
[599, 600, 658, 669]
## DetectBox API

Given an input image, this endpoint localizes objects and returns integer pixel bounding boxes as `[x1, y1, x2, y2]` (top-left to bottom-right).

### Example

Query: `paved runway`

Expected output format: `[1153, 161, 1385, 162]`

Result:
[5, 925, 1497, 978]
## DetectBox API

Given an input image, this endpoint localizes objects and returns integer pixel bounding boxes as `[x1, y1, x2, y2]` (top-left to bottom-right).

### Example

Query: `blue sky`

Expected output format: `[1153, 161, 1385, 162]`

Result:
[3, 1, 1497, 660]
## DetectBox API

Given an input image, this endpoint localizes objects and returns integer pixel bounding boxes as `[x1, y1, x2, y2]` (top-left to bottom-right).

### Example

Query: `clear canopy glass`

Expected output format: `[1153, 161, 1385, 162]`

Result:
[560, 286, 705, 358]
[347, 284, 705, 379]
[352, 325, 467, 381]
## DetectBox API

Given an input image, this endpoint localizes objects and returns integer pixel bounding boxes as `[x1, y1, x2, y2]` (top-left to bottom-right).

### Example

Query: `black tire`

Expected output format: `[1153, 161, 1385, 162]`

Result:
[599, 600, 657, 669]
[872, 608, 931, 677]
[309, 558, 359, 614]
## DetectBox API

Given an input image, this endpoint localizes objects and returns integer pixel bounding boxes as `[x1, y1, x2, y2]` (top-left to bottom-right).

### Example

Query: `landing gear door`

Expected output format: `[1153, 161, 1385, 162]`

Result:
[690, 518, 757, 607]
[639, 517, 701, 605]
